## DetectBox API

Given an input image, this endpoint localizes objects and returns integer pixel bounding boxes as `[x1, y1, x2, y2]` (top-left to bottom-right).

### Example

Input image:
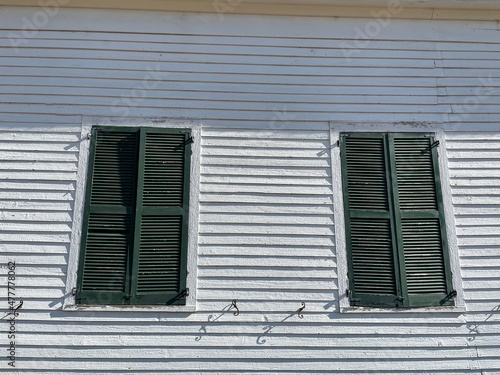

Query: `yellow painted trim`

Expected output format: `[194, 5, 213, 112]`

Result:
[1, 0, 500, 21]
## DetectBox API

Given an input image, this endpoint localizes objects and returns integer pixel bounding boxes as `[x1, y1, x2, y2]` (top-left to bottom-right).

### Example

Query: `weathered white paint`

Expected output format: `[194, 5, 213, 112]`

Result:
[0, 6, 499, 374]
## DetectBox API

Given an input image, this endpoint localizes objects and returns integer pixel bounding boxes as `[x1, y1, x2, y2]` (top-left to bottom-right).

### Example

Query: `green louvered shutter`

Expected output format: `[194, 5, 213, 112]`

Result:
[391, 134, 454, 307]
[341, 134, 400, 307]
[77, 128, 139, 305]
[130, 128, 191, 305]
[341, 132, 454, 308]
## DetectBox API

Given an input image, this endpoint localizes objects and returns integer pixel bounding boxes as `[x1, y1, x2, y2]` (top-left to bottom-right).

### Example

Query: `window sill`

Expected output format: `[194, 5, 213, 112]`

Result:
[63, 304, 197, 313]
[340, 305, 466, 314]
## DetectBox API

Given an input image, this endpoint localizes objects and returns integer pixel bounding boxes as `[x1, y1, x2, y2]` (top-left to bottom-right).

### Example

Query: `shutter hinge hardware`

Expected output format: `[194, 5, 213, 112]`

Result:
[422, 140, 440, 154]
[184, 136, 194, 145]
[440, 290, 458, 305]
[338, 134, 350, 147]
[86, 133, 92, 140]
[347, 289, 361, 305]
[74, 287, 87, 304]
[174, 288, 190, 302]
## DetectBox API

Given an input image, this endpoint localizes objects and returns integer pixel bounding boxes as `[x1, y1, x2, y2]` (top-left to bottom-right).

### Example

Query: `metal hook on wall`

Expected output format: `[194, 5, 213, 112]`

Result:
[297, 302, 306, 319]
[230, 299, 239, 316]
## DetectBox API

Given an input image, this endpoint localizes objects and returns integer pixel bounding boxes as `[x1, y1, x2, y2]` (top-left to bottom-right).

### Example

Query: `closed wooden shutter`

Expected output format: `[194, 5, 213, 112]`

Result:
[77, 128, 139, 305]
[131, 129, 191, 305]
[341, 132, 453, 308]
[77, 127, 191, 306]
[341, 134, 400, 307]
[392, 134, 453, 307]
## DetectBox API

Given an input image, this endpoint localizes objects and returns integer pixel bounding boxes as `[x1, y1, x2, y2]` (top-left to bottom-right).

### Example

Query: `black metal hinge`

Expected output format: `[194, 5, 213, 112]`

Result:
[349, 298, 361, 306]
[422, 139, 440, 154]
[347, 289, 361, 305]
[75, 294, 87, 304]
[72, 287, 87, 304]
[440, 290, 457, 305]
[338, 134, 350, 147]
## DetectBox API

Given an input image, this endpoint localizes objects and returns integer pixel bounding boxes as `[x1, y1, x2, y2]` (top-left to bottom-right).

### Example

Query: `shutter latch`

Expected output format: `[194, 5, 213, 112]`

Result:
[440, 290, 457, 305]
[173, 288, 190, 302]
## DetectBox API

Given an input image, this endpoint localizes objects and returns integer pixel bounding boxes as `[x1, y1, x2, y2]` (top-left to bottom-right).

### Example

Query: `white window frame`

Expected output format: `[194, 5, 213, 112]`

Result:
[63, 117, 201, 312]
[330, 122, 465, 314]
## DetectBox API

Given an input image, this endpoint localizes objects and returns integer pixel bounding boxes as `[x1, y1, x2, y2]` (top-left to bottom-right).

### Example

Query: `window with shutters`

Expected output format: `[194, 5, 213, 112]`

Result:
[75, 126, 192, 306]
[339, 132, 455, 308]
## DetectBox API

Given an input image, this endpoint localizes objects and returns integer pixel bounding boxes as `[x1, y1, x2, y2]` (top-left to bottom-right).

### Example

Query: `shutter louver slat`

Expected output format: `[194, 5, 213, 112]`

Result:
[91, 132, 138, 206]
[402, 218, 447, 294]
[351, 218, 397, 295]
[394, 138, 438, 211]
[138, 216, 182, 293]
[143, 133, 185, 207]
[82, 213, 130, 291]
[345, 137, 389, 211]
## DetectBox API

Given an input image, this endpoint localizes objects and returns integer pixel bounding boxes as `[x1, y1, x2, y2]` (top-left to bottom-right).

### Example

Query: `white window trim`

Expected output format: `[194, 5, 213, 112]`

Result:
[63, 117, 201, 312]
[330, 122, 465, 314]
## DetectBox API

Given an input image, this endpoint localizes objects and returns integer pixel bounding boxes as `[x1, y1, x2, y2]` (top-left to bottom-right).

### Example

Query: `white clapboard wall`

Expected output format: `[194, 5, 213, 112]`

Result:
[0, 6, 499, 374]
